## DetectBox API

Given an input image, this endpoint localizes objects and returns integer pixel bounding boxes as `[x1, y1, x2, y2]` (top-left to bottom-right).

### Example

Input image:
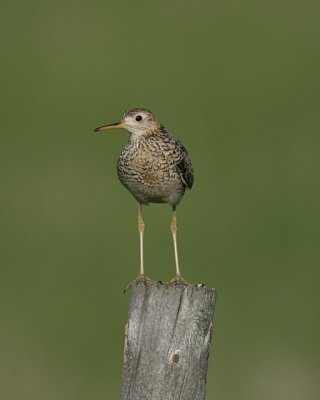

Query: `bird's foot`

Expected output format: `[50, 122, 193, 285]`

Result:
[166, 275, 190, 286]
[123, 274, 155, 294]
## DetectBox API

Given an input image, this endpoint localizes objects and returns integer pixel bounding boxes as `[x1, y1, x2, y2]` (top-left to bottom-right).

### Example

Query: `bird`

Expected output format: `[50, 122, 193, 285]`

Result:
[94, 108, 194, 291]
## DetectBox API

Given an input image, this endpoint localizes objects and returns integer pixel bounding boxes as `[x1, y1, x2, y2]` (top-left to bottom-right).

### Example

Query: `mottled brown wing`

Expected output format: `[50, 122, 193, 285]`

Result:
[176, 142, 194, 189]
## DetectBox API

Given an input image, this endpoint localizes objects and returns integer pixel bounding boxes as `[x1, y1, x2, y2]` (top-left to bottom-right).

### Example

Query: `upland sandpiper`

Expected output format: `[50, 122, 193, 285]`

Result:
[94, 109, 194, 290]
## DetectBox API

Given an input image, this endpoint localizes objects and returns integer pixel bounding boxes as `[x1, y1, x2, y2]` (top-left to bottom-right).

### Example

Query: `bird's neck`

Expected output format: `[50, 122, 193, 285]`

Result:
[130, 125, 170, 142]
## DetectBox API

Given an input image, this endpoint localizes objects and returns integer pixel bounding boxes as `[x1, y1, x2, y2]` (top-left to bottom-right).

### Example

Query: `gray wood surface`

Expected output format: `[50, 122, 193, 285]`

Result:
[120, 282, 217, 400]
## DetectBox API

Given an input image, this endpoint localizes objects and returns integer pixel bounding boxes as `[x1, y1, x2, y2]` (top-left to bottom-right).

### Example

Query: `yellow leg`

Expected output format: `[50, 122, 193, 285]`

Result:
[138, 202, 145, 276]
[171, 207, 180, 277]
[168, 206, 189, 285]
[124, 203, 154, 293]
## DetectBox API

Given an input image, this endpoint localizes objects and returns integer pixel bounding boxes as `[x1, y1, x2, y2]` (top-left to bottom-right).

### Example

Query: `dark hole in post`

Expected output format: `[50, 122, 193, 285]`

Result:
[172, 353, 180, 363]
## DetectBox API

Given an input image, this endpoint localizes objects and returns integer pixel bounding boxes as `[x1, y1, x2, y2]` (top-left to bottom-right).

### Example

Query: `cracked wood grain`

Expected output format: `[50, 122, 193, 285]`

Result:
[120, 282, 217, 400]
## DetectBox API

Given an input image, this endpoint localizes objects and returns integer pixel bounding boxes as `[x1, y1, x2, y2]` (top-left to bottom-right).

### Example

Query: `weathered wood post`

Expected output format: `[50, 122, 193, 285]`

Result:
[120, 282, 217, 400]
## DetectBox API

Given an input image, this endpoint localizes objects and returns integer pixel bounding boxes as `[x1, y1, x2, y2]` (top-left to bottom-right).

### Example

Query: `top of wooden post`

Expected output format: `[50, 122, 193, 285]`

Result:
[120, 282, 217, 400]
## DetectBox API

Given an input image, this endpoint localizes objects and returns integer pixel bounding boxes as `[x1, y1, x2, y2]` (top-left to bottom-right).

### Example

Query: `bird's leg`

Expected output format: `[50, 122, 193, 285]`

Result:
[138, 202, 145, 276]
[167, 206, 189, 285]
[123, 203, 153, 293]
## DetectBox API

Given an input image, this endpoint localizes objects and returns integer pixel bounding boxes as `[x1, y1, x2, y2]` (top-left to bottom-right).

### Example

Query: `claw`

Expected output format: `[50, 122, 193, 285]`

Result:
[166, 275, 190, 286]
[123, 274, 155, 293]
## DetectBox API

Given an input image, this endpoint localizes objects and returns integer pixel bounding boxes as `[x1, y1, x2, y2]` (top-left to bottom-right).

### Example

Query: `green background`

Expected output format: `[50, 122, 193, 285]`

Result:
[1, 1, 319, 399]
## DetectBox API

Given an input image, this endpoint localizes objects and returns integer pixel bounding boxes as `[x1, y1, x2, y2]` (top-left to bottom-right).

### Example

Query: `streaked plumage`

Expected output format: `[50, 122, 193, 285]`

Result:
[117, 109, 193, 206]
[94, 108, 194, 290]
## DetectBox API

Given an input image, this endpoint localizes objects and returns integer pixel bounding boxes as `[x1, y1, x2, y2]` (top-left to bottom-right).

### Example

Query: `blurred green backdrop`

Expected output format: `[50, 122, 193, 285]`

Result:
[1, 1, 319, 399]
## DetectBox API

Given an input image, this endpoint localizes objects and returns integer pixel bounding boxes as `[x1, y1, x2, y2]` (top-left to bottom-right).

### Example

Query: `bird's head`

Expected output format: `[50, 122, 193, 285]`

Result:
[94, 108, 161, 137]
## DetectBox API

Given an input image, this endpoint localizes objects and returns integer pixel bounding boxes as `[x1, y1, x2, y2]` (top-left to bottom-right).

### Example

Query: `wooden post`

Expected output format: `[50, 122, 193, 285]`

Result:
[120, 282, 217, 400]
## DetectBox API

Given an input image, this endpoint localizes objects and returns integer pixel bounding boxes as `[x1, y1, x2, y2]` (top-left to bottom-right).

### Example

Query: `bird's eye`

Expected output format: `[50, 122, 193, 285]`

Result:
[135, 115, 143, 122]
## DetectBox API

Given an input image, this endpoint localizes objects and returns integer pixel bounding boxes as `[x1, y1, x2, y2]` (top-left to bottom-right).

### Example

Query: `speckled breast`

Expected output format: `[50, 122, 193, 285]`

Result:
[116, 142, 185, 206]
